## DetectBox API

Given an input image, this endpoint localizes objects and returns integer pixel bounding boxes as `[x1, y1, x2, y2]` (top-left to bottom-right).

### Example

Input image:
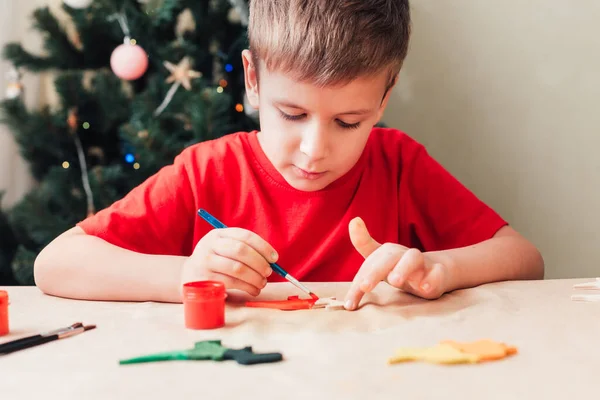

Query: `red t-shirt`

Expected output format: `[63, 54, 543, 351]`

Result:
[77, 128, 507, 282]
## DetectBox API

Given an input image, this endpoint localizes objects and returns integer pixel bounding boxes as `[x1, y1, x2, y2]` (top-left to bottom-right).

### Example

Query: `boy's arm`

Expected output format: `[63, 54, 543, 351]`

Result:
[432, 225, 544, 293]
[345, 219, 543, 310]
[34, 146, 202, 302]
[34, 227, 186, 303]
[345, 132, 544, 309]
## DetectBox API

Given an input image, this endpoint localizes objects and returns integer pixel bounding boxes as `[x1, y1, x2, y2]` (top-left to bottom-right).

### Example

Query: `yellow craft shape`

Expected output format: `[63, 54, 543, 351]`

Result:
[441, 339, 518, 361]
[388, 344, 480, 365]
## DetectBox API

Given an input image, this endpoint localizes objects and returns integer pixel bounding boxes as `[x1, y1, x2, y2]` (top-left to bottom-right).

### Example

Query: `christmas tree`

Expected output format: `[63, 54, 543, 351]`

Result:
[0, 0, 257, 285]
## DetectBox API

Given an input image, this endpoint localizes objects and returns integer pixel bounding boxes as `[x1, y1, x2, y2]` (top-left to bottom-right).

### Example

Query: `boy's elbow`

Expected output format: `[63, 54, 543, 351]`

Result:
[495, 226, 544, 280]
[529, 246, 545, 280]
[33, 227, 83, 294]
[522, 240, 544, 280]
[34, 243, 58, 294]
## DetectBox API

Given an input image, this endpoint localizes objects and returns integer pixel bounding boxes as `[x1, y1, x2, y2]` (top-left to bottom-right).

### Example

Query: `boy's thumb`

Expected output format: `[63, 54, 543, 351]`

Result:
[349, 217, 381, 259]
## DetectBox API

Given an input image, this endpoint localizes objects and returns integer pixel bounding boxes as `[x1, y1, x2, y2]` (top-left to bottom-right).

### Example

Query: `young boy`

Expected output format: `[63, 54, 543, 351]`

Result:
[34, 0, 543, 311]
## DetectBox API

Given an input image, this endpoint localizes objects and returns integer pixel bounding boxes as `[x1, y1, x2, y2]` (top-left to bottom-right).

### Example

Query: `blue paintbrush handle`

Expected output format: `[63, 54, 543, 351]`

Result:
[197, 209, 287, 279]
[198, 209, 227, 229]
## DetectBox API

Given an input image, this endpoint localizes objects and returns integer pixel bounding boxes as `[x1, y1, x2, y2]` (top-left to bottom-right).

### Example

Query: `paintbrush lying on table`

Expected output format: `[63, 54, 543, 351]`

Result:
[0, 322, 96, 355]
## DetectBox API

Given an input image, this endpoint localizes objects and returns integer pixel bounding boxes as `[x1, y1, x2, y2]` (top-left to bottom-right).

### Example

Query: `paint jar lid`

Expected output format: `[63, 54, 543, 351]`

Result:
[183, 281, 226, 302]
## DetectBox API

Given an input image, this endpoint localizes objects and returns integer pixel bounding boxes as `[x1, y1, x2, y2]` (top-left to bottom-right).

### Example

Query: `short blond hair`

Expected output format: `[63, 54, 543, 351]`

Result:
[248, 0, 411, 87]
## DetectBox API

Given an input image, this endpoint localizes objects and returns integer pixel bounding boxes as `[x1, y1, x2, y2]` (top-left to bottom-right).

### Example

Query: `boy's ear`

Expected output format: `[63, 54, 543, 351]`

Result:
[242, 50, 260, 110]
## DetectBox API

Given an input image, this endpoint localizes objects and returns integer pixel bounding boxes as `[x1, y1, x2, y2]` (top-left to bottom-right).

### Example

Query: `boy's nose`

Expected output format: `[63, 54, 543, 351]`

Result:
[299, 126, 328, 161]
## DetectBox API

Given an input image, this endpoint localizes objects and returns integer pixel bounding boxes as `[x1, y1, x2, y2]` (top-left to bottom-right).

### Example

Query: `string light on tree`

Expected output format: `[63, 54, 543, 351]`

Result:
[63, 0, 93, 9]
[67, 108, 77, 129]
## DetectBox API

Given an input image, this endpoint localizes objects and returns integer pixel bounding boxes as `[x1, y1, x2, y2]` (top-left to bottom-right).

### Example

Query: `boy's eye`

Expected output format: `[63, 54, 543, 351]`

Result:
[278, 109, 361, 130]
[337, 120, 361, 130]
[279, 110, 305, 121]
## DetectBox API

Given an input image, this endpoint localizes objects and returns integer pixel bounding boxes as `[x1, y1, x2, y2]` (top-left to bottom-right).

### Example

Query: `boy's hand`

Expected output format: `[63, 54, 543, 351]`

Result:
[181, 228, 277, 296]
[344, 217, 449, 310]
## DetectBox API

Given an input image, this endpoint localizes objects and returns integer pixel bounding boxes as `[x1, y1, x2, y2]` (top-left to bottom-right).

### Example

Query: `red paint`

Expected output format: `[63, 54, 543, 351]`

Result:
[0, 291, 8, 336]
[309, 292, 319, 300]
[182, 281, 226, 329]
[245, 296, 318, 311]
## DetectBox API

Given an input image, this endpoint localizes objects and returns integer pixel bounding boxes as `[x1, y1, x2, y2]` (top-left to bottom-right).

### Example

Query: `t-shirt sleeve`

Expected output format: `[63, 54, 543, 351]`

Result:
[76, 150, 197, 256]
[400, 140, 508, 251]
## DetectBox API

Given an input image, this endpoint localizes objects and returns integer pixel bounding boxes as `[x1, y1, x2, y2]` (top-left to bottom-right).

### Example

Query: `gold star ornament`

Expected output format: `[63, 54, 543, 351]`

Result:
[164, 57, 202, 90]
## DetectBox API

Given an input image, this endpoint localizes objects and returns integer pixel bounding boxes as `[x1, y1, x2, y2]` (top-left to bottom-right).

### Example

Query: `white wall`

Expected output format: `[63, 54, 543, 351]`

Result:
[384, 0, 600, 279]
[0, 0, 44, 208]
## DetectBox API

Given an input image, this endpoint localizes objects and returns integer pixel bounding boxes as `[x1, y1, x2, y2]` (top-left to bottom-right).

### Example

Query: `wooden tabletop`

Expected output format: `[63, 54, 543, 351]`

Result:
[1, 279, 599, 399]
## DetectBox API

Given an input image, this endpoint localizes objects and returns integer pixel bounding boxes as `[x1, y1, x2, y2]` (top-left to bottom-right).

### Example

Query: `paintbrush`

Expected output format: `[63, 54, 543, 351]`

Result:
[197, 209, 318, 300]
[0, 322, 96, 355]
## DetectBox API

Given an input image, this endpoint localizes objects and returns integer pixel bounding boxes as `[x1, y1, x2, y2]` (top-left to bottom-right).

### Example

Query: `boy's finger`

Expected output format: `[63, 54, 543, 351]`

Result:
[207, 252, 267, 291]
[358, 243, 407, 292]
[220, 227, 278, 265]
[398, 267, 425, 292]
[414, 263, 446, 300]
[344, 244, 404, 310]
[344, 282, 366, 311]
[386, 248, 425, 289]
[349, 217, 381, 258]
[215, 236, 272, 278]
[204, 271, 262, 297]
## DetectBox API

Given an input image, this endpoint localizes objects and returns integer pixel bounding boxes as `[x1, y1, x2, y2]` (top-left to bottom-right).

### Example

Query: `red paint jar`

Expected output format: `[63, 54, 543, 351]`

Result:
[182, 281, 226, 329]
[0, 291, 8, 336]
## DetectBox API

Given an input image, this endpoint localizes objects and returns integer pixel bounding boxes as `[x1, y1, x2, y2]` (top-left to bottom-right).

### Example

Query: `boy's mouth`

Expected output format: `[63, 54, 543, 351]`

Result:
[292, 166, 327, 180]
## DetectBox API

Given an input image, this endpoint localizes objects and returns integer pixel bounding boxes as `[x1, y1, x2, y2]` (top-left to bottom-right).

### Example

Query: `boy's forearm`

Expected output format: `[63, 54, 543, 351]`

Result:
[432, 233, 544, 293]
[34, 227, 186, 303]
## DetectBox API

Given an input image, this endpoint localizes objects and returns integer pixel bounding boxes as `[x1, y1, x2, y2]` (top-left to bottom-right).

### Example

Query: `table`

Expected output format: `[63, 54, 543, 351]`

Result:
[1, 279, 599, 399]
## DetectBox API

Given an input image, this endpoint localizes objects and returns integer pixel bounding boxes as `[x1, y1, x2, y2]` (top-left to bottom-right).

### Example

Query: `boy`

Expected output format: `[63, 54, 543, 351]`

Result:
[34, 0, 544, 311]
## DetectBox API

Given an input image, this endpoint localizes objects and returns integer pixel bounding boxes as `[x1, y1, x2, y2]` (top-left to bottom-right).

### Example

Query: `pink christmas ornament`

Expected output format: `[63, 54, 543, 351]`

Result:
[110, 43, 148, 80]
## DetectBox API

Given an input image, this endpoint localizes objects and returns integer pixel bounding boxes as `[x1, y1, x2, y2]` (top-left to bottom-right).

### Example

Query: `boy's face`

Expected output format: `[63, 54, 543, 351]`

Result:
[242, 50, 394, 192]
